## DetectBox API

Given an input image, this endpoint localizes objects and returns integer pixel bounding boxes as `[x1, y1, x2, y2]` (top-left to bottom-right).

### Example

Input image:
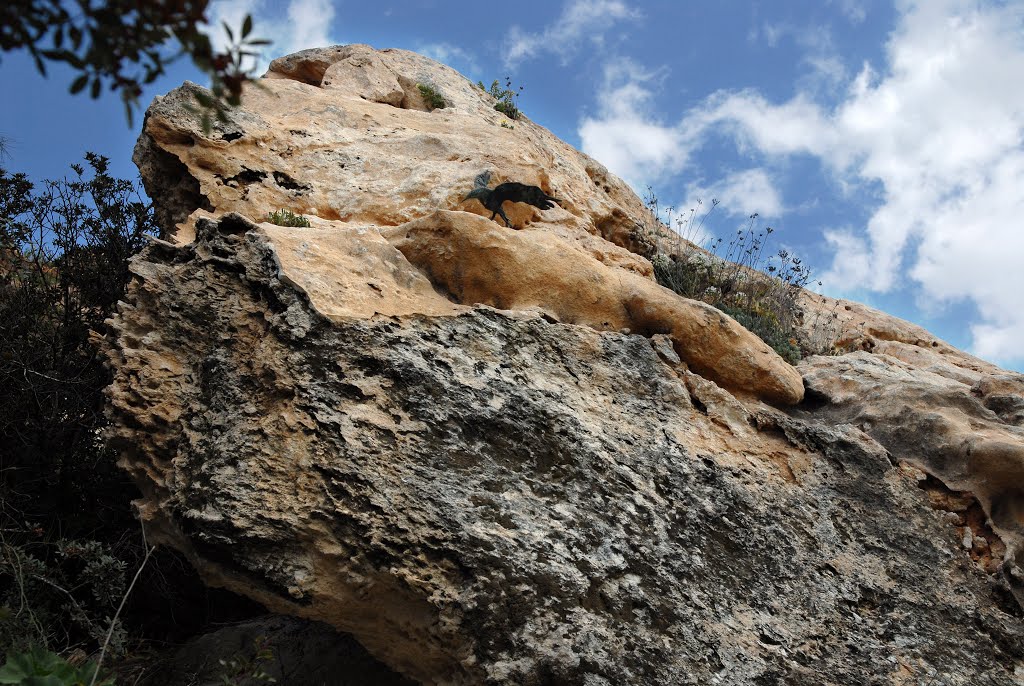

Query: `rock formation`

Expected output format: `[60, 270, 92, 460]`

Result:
[102, 45, 1024, 684]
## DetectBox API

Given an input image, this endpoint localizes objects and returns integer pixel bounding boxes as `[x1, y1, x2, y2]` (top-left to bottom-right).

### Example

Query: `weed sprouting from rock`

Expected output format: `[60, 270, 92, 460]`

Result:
[266, 209, 310, 227]
[478, 77, 523, 120]
[644, 192, 826, 363]
[416, 83, 447, 110]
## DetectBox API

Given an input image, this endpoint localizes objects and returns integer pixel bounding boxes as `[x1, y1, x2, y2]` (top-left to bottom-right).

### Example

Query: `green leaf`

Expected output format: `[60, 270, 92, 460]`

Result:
[242, 14, 253, 38]
[222, 21, 234, 43]
[245, 39, 271, 46]
[69, 74, 89, 94]
[90, 78, 101, 99]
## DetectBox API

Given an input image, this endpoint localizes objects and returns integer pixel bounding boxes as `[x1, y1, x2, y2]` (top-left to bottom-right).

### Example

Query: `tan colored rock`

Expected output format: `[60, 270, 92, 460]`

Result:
[800, 352, 1024, 576]
[133, 44, 802, 405]
[108, 44, 1024, 685]
[383, 210, 803, 404]
[795, 289, 1001, 381]
[102, 216, 1024, 685]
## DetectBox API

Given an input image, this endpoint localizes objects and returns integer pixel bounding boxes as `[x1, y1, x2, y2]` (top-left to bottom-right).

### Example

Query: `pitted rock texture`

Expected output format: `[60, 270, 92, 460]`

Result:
[110, 44, 1024, 685]
[133, 43, 802, 405]
[799, 353, 1024, 594]
[102, 216, 1024, 685]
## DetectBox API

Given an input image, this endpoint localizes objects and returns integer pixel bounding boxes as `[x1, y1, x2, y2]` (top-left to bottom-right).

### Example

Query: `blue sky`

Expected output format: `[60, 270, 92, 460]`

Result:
[2, 0, 1024, 369]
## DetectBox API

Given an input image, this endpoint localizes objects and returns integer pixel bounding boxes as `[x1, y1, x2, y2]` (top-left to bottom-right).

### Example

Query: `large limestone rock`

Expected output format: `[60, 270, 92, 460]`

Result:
[132, 43, 801, 406]
[105, 45, 1024, 684]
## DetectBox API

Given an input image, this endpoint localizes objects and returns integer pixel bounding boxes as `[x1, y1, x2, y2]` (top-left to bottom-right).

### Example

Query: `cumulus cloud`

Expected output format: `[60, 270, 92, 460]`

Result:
[417, 43, 476, 70]
[581, 0, 1024, 363]
[205, 0, 263, 54]
[284, 0, 336, 54]
[705, 169, 785, 219]
[578, 60, 695, 187]
[504, 0, 641, 67]
[205, 0, 339, 71]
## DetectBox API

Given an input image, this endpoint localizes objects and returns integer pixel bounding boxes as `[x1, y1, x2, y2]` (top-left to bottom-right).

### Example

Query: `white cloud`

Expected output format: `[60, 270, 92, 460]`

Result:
[504, 0, 641, 67]
[205, 0, 340, 71]
[284, 0, 336, 54]
[206, 0, 264, 54]
[417, 43, 475, 69]
[685, 169, 785, 221]
[578, 60, 694, 187]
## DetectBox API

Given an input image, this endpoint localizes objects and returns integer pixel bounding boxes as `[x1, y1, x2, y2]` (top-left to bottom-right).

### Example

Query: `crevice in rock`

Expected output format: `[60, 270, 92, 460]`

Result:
[273, 171, 310, 192]
[798, 385, 831, 412]
[133, 132, 213, 239]
[915, 472, 1009, 577]
[222, 167, 268, 187]
[396, 74, 433, 112]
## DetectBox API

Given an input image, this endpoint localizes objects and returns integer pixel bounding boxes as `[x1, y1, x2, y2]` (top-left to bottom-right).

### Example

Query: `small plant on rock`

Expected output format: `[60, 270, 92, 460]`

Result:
[644, 191, 822, 363]
[479, 77, 522, 120]
[266, 209, 310, 227]
[416, 83, 447, 110]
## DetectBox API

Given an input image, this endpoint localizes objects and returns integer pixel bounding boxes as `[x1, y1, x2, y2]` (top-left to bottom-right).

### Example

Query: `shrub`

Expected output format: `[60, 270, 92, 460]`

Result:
[0, 153, 151, 660]
[645, 193, 819, 363]
[416, 83, 447, 110]
[266, 209, 310, 227]
[0, 645, 113, 686]
[478, 77, 522, 120]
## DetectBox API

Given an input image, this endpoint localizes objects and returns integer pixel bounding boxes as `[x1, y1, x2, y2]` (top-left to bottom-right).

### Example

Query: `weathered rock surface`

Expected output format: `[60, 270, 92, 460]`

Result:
[104, 44, 1024, 684]
[133, 43, 801, 405]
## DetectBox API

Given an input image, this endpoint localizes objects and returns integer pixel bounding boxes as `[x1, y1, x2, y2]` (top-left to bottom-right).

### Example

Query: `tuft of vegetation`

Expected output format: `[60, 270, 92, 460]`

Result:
[643, 189, 829, 363]
[0, 645, 114, 686]
[416, 83, 447, 110]
[0, 154, 154, 670]
[266, 208, 311, 227]
[478, 76, 522, 120]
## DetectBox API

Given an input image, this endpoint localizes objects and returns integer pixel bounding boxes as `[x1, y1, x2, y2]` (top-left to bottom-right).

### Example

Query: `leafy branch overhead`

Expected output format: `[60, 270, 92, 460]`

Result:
[0, 1, 271, 128]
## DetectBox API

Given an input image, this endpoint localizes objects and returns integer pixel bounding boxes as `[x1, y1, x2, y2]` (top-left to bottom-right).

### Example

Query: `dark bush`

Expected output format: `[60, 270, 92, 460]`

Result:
[0, 153, 150, 655]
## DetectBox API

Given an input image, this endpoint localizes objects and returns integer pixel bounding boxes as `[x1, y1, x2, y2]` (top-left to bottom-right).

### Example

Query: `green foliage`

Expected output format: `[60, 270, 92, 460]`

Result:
[0, 154, 152, 659]
[0, 645, 113, 686]
[416, 83, 447, 110]
[646, 192, 820, 363]
[480, 77, 523, 120]
[1, 537, 130, 655]
[717, 305, 802, 365]
[266, 209, 310, 227]
[217, 635, 277, 685]
[0, 1, 271, 128]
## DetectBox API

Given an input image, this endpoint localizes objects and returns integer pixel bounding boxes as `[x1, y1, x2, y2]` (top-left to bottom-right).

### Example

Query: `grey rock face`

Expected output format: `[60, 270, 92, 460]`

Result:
[102, 216, 1024, 685]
